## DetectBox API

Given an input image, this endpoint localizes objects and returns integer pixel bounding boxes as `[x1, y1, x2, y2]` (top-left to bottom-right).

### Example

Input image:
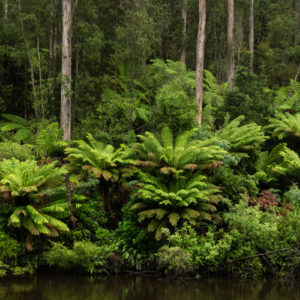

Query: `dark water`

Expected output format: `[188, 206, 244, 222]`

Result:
[0, 274, 300, 300]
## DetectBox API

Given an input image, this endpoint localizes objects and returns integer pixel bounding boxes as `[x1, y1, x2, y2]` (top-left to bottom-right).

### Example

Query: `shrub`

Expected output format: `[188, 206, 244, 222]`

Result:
[43, 240, 118, 274]
[156, 246, 193, 276]
[0, 142, 33, 161]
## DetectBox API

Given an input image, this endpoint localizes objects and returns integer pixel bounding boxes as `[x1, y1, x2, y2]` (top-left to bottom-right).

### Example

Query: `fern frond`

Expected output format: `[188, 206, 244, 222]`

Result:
[265, 113, 300, 140]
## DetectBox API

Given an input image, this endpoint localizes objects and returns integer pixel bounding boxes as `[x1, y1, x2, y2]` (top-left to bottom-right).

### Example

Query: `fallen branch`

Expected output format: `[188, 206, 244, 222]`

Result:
[227, 247, 299, 264]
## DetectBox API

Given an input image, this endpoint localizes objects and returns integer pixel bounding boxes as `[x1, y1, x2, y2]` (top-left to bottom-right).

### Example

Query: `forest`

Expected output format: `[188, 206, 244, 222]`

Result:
[0, 0, 300, 279]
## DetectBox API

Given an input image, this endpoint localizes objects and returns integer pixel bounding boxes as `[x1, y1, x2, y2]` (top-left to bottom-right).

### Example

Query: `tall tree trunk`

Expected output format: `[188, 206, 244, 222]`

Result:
[236, 13, 243, 69]
[60, 0, 73, 141]
[296, 0, 300, 45]
[17, 0, 39, 121]
[180, 0, 187, 64]
[73, 45, 79, 128]
[227, 0, 235, 88]
[249, 0, 254, 73]
[196, 0, 207, 126]
[3, 0, 8, 26]
[37, 37, 45, 119]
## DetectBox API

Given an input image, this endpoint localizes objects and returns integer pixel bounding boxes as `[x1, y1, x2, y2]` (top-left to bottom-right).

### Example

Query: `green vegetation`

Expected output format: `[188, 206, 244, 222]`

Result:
[1, 0, 300, 280]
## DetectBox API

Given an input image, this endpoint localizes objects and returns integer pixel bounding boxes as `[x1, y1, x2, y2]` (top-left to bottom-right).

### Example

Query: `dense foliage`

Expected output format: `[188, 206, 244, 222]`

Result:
[0, 0, 300, 279]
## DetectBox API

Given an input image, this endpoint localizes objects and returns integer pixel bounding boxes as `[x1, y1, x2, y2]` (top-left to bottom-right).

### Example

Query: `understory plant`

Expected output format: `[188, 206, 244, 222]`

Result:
[131, 172, 219, 240]
[0, 158, 70, 250]
[65, 134, 135, 215]
[43, 240, 119, 274]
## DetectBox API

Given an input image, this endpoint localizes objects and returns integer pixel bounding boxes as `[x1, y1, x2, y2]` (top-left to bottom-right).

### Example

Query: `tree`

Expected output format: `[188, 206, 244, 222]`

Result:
[61, 0, 75, 141]
[180, 0, 187, 64]
[227, 0, 235, 87]
[195, 0, 207, 125]
[249, 0, 254, 73]
[296, 0, 300, 44]
[3, 0, 8, 26]
[65, 134, 135, 215]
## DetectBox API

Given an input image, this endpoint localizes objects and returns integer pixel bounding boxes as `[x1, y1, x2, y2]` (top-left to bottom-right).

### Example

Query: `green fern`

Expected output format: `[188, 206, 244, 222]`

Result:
[0, 158, 69, 249]
[131, 172, 219, 240]
[65, 134, 135, 214]
[0, 159, 66, 196]
[9, 203, 69, 238]
[135, 126, 226, 172]
[1, 114, 35, 143]
[36, 122, 67, 158]
[272, 145, 300, 177]
[265, 113, 300, 140]
[65, 134, 135, 182]
[254, 143, 286, 183]
[274, 81, 300, 112]
[215, 116, 267, 156]
[254, 143, 300, 182]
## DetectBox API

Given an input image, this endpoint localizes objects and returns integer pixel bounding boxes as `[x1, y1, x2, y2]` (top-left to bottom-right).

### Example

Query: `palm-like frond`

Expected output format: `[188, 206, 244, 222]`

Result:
[9, 204, 69, 238]
[65, 134, 135, 182]
[36, 122, 67, 158]
[1, 114, 35, 143]
[272, 146, 300, 177]
[131, 172, 219, 240]
[216, 116, 267, 154]
[0, 159, 66, 197]
[254, 143, 300, 182]
[135, 127, 226, 172]
[265, 113, 300, 140]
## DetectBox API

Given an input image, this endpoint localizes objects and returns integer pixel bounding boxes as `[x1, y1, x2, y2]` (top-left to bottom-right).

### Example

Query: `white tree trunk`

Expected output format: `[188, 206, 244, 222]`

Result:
[60, 0, 73, 140]
[249, 0, 254, 73]
[196, 0, 207, 126]
[227, 0, 235, 88]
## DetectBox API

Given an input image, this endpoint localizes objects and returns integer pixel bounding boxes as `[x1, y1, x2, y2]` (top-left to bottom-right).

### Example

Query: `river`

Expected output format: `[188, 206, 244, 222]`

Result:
[0, 274, 300, 300]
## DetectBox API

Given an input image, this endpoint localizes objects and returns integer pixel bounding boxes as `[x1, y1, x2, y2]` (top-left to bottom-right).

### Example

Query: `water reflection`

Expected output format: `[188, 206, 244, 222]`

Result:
[0, 274, 300, 300]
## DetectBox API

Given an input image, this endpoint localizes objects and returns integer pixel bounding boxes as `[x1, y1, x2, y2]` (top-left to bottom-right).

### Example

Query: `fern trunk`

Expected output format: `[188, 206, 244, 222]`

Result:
[100, 179, 113, 217]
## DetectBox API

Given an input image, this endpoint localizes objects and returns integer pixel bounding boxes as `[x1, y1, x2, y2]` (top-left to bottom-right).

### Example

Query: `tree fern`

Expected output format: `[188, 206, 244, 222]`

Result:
[0, 159, 66, 196]
[65, 134, 135, 182]
[0, 158, 69, 249]
[254, 143, 287, 183]
[272, 145, 300, 178]
[65, 134, 135, 215]
[274, 81, 300, 113]
[135, 127, 226, 172]
[215, 115, 267, 156]
[131, 172, 219, 240]
[9, 204, 69, 238]
[254, 143, 300, 182]
[265, 113, 300, 140]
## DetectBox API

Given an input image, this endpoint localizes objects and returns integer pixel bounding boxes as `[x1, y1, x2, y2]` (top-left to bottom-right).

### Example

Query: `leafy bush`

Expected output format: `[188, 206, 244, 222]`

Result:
[164, 224, 232, 273]
[0, 142, 33, 161]
[284, 184, 300, 207]
[154, 84, 197, 133]
[0, 231, 22, 264]
[44, 240, 118, 274]
[116, 201, 158, 270]
[156, 246, 193, 276]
